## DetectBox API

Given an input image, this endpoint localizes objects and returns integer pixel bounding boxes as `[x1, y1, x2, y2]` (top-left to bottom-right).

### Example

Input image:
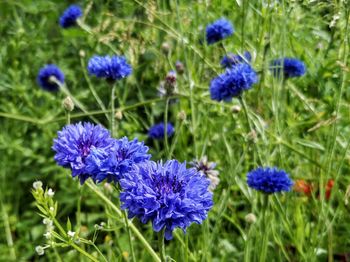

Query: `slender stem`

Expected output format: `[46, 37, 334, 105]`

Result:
[164, 98, 170, 157]
[158, 229, 166, 262]
[123, 210, 137, 262]
[1, 201, 16, 260]
[80, 57, 109, 121]
[111, 83, 117, 136]
[239, 96, 263, 165]
[85, 181, 161, 262]
[259, 194, 269, 262]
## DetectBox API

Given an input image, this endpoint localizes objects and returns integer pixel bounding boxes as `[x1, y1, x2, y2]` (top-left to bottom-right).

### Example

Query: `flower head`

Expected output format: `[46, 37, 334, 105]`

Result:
[148, 122, 174, 140]
[52, 122, 114, 184]
[210, 63, 258, 102]
[206, 18, 234, 45]
[220, 51, 252, 68]
[247, 167, 294, 194]
[87, 55, 132, 81]
[190, 156, 220, 191]
[59, 5, 82, 28]
[158, 71, 177, 98]
[86, 137, 151, 183]
[37, 64, 64, 91]
[270, 58, 306, 78]
[120, 160, 213, 240]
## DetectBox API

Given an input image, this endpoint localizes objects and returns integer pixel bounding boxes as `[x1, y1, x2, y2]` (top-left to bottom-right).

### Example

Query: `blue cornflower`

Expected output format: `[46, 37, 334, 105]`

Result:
[210, 63, 258, 102]
[270, 58, 306, 78]
[148, 122, 174, 139]
[247, 167, 294, 194]
[37, 64, 65, 92]
[87, 55, 132, 81]
[59, 5, 82, 28]
[52, 122, 114, 184]
[86, 137, 151, 183]
[206, 18, 234, 45]
[120, 160, 213, 240]
[220, 51, 252, 68]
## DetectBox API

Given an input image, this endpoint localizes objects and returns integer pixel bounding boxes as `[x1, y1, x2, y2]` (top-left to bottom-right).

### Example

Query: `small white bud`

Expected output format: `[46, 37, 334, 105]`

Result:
[43, 232, 51, 239]
[43, 218, 53, 226]
[62, 96, 74, 112]
[35, 246, 45, 256]
[245, 213, 257, 224]
[33, 181, 43, 190]
[67, 231, 76, 238]
[49, 206, 55, 212]
[47, 188, 55, 197]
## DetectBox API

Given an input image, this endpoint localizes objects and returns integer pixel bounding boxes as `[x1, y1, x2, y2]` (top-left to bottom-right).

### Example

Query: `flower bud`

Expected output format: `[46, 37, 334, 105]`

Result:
[161, 42, 171, 54]
[175, 61, 185, 74]
[35, 246, 45, 256]
[79, 50, 86, 58]
[245, 213, 257, 224]
[231, 105, 241, 113]
[115, 110, 123, 120]
[177, 110, 186, 121]
[62, 96, 74, 112]
[33, 181, 43, 190]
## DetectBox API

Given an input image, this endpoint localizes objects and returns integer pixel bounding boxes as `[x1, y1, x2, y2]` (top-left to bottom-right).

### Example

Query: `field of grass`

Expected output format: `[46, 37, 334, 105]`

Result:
[1, 1, 350, 261]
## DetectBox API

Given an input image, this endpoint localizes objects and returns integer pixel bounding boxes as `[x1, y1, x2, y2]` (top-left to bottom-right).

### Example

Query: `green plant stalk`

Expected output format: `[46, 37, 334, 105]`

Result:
[85, 181, 161, 262]
[80, 57, 109, 121]
[158, 229, 166, 262]
[164, 98, 170, 157]
[123, 210, 137, 262]
[52, 218, 99, 262]
[239, 96, 263, 165]
[111, 82, 117, 136]
[1, 201, 16, 260]
[259, 194, 269, 262]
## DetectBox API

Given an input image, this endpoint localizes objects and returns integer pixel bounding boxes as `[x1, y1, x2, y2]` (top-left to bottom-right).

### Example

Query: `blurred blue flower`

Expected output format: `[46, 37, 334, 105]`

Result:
[87, 55, 132, 81]
[148, 122, 174, 139]
[247, 167, 294, 194]
[37, 64, 65, 92]
[52, 122, 114, 184]
[220, 51, 252, 68]
[120, 160, 213, 240]
[59, 5, 82, 28]
[206, 18, 234, 45]
[210, 63, 258, 102]
[270, 58, 306, 78]
[86, 137, 151, 183]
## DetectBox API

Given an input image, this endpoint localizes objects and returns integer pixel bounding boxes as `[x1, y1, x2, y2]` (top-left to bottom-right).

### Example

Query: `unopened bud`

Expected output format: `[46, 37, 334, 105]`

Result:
[161, 42, 171, 54]
[231, 105, 241, 113]
[115, 110, 123, 120]
[245, 213, 257, 224]
[177, 110, 186, 121]
[62, 96, 74, 112]
[247, 130, 257, 142]
[79, 50, 86, 58]
[175, 61, 185, 74]
[35, 246, 45, 256]
[33, 181, 43, 190]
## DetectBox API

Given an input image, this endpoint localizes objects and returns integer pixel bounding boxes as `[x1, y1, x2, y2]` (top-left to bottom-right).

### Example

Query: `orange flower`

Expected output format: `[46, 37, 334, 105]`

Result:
[325, 179, 334, 200]
[294, 180, 312, 195]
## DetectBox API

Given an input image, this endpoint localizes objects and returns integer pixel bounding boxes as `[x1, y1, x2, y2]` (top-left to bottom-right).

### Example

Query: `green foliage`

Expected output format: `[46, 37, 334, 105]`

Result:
[0, 0, 350, 261]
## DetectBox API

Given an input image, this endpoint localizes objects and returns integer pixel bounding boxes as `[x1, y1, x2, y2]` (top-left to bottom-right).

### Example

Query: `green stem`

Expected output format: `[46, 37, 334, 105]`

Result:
[259, 194, 269, 262]
[85, 181, 161, 262]
[158, 229, 166, 262]
[80, 57, 109, 121]
[123, 211, 137, 262]
[1, 201, 16, 260]
[111, 83, 117, 136]
[164, 98, 170, 157]
[239, 96, 263, 165]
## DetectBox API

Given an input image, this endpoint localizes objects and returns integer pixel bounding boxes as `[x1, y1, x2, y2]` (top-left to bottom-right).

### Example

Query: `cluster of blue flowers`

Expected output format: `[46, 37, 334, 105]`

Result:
[270, 58, 306, 78]
[53, 122, 212, 238]
[206, 18, 234, 45]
